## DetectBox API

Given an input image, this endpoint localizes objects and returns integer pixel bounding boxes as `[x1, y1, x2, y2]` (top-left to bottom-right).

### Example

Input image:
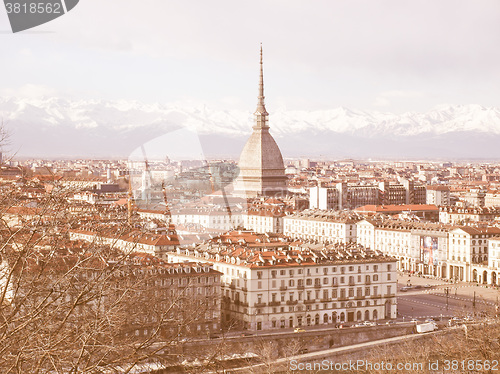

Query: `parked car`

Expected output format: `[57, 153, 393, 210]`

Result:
[294, 327, 306, 333]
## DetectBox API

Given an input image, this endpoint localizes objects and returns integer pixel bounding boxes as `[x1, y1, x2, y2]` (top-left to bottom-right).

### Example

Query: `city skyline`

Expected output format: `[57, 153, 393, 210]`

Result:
[2, 1, 500, 158]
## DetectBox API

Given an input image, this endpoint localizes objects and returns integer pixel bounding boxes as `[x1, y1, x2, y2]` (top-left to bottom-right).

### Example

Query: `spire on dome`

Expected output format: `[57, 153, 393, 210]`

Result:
[254, 43, 269, 129]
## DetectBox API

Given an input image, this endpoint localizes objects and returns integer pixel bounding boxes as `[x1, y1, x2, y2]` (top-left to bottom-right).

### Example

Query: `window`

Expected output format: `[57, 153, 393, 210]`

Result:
[258, 281, 262, 289]
[271, 270, 277, 278]
[257, 271, 263, 279]
[373, 275, 378, 281]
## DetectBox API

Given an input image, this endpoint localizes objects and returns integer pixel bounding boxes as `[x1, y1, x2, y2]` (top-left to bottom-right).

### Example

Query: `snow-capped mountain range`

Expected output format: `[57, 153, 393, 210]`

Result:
[1, 97, 500, 159]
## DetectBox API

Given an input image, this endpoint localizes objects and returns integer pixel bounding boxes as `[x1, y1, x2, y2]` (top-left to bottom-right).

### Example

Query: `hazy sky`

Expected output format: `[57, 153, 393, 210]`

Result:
[1, 0, 500, 113]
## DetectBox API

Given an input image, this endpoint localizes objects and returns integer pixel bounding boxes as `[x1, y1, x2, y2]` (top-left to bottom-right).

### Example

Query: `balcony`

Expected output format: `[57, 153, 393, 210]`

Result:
[355, 295, 365, 300]
[254, 302, 267, 308]
[365, 280, 371, 285]
[269, 301, 281, 307]
[338, 296, 348, 301]
[286, 300, 298, 305]
[384, 293, 396, 298]
[372, 295, 382, 299]
[279, 286, 288, 291]
[331, 283, 339, 287]
[297, 284, 305, 289]
[320, 298, 330, 303]
[241, 287, 248, 292]
[314, 283, 322, 288]
[229, 283, 236, 290]
[348, 281, 355, 286]
[304, 299, 315, 304]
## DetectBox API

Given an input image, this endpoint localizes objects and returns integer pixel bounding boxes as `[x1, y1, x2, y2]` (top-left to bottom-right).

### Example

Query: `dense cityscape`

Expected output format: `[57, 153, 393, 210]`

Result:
[3, 1, 500, 371]
[1, 50, 500, 372]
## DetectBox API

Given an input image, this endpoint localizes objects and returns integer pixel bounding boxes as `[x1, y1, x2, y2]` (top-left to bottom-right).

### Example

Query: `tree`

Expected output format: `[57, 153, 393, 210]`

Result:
[0, 174, 222, 373]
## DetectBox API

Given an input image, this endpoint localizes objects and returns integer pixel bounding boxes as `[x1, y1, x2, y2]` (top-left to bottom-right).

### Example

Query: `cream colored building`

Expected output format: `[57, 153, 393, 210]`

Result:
[448, 227, 500, 282]
[356, 219, 449, 277]
[167, 232, 397, 331]
[283, 210, 359, 243]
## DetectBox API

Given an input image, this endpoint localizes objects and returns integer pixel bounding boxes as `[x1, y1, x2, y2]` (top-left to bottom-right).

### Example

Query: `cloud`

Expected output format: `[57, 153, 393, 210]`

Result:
[373, 90, 424, 108]
[0, 84, 58, 99]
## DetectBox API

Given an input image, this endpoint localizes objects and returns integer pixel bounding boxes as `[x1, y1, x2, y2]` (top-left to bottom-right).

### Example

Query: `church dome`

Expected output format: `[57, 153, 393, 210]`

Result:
[238, 128, 285, 171]
[233, 46, 287, 198]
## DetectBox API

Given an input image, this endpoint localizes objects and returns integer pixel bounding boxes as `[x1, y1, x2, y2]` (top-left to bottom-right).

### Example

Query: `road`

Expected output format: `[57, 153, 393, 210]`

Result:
[396, 274, 500, 319]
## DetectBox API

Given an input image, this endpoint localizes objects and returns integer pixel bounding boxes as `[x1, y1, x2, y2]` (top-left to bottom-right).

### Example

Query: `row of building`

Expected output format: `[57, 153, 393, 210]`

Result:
[281, 210, 500, 285]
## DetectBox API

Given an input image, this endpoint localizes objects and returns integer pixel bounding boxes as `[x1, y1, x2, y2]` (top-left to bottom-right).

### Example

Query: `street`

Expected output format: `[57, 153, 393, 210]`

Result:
[397, 273, 500, 320]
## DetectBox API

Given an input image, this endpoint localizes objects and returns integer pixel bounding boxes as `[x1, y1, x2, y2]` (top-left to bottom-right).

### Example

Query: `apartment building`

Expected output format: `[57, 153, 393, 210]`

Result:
[169, 208, 243, 232]
[283, 210, 359, 243]
[439, 206, 500, 224]
[357, 219, 449, 277]
[309, 180, 425, 211]
[3, 243, 222, 341]
[426, 185, 451, 206]
[487, 237, 500, 285]
[243, 207, 286, 234]
[69, 227, 184, 258]
[167, 231, 397, 331]
[448, 227, 500, 282]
